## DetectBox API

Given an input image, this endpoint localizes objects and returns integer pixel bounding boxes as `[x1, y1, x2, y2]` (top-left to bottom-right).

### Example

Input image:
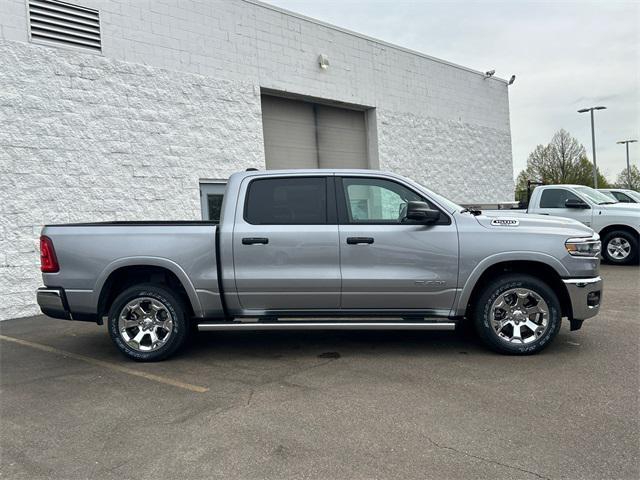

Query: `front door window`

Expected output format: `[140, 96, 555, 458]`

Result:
[341, 177, 424, 224]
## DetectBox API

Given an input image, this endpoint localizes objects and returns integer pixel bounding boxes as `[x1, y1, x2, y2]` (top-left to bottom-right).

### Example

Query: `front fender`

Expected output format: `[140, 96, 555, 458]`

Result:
[453, 251, 570, 317]
[93, 256, 204, 317]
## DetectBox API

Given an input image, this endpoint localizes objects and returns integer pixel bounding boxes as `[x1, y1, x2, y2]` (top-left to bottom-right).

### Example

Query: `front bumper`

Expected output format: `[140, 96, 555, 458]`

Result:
[562, 276, 603, 321]
[36, 288, 71, 320]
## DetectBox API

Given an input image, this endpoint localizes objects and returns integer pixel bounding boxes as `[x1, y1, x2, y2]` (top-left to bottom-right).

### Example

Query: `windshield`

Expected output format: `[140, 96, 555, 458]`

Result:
[574, 186, 617, 205]
[599, 190, 618, 202]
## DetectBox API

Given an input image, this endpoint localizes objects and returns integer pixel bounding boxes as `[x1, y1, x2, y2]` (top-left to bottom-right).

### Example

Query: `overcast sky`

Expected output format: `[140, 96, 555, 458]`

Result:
[265, 0, 639, 182]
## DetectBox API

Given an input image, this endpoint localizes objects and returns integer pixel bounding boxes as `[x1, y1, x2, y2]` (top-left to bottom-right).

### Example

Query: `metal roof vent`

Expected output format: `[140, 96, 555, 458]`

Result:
[28, 0, 101, 53]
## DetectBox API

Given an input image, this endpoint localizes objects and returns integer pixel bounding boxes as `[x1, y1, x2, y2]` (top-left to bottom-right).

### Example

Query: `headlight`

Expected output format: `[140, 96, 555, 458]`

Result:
[565, 237, 601, 257]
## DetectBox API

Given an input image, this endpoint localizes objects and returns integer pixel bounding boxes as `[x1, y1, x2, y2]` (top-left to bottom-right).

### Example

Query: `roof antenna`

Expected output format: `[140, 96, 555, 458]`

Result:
[245, 168, 259, 171]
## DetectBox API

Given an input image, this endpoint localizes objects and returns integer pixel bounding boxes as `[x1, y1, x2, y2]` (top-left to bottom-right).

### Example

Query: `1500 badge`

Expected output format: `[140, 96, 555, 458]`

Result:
[491, 218, 520, 226]
[415, 280, 446, 286]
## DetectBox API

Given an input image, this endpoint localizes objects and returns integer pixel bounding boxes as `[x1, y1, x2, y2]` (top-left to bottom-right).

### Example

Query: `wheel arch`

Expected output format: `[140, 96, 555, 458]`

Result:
[95, 257, 202, 320]
[457, 255, 573, 320]
[598, 224, 639, 242]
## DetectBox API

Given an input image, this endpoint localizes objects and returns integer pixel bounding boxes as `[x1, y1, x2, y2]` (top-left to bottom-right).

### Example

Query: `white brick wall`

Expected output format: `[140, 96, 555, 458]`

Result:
[0, 0, 513, 320]
[0, 41, 264, 319]
[1, 0, 511, 131]
[377, 111, 514, 203]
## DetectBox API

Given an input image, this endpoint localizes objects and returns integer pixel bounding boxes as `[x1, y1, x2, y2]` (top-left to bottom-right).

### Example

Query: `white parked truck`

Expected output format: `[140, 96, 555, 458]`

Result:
[527, 185, 640, 265]
[598, 188, 640, 204]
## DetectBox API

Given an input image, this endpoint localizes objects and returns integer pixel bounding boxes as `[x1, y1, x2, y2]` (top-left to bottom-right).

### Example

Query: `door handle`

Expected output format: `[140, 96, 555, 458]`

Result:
[347, 237, 374, 245]
[242, 237, 269, 245]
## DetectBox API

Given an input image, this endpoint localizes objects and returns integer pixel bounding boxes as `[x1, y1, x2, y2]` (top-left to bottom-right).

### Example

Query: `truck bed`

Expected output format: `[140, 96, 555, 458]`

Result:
[44, 221, 218, 227]
[41, 222, 223, 319]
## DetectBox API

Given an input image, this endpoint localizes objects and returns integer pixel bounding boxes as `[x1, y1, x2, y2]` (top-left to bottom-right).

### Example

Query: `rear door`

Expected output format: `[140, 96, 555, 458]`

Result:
[232, 175, 340, 311]
[534, 188, 593, 227]
[336, 175, 459, 314]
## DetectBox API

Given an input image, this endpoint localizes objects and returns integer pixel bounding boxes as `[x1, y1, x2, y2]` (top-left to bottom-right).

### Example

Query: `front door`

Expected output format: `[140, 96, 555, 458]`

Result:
[232, 175, 340, 311]
[337, 176, 459, 314]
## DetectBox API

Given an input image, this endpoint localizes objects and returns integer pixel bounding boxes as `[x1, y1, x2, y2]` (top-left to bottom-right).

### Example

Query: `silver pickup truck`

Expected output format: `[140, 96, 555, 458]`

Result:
[37, 169, 603, 361]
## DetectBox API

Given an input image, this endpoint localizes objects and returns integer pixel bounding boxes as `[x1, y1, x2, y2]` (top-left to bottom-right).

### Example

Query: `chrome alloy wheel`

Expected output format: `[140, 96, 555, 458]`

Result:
[489, 288, 550, 344]
[118, 297, 174, 352]
[606, 237, 631, 260]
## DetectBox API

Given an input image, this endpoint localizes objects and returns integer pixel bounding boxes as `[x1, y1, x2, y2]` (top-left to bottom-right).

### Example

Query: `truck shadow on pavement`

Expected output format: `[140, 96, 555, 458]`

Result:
[0, 315, 587, 368]
[185, 327, 581, 362]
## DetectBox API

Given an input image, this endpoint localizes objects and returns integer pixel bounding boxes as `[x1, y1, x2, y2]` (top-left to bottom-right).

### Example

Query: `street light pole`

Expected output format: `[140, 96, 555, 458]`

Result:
[578, 106, 606, 188]
[616, 139, 638, 189]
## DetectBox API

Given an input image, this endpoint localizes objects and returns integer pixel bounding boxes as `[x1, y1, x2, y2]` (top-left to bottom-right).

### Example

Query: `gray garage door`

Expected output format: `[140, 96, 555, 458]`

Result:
[261, 95, 368, 170]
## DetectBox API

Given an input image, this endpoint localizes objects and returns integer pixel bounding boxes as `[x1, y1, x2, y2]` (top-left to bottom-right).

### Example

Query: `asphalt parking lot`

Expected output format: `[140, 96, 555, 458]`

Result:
[1, 264, 638, 480]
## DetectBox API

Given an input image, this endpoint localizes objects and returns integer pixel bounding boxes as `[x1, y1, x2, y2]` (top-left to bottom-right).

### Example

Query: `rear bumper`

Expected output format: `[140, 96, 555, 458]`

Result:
[562, 276, 603, 321]
[36, 288, 71, 320]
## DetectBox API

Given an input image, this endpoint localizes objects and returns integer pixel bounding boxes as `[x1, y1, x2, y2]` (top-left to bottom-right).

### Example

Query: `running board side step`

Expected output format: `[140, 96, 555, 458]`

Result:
[197, 321, 456, 331]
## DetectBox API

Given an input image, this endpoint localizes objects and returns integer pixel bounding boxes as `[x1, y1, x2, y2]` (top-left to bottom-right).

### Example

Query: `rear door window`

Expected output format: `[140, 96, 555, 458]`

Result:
[244, 177, 328, 225]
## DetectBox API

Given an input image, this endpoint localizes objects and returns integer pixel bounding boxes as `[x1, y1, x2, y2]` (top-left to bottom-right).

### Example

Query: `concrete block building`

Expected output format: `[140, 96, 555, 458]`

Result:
[0, 0, 514, 319]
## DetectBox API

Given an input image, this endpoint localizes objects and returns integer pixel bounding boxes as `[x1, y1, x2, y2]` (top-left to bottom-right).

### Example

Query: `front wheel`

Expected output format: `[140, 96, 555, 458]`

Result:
[473, 274, 561, 355]
[108, 284, 190, 361]
[602, 230, 638, 265]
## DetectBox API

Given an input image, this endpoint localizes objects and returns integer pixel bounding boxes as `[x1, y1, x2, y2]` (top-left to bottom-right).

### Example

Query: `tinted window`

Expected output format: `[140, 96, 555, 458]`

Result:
[206, 194, 223, 222]
[612, 191, 631, 203]
[539, 189, 581, 208]
[599, 191, 618, 202]
[341, 177, 425, 223]
[245, 177, 327, 224]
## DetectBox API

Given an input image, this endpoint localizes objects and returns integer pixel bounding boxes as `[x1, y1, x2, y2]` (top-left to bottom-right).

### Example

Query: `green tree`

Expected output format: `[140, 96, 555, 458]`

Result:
[613, 165, 640, 190]
[514, 170, 530, 203]
[514, 129, 609, 202]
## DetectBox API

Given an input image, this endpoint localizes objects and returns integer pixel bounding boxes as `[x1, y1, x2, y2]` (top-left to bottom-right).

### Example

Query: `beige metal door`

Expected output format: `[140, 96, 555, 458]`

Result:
[261, 95, 368, 170]
[261, 95, 318, 169]
[316, 104, 367, 169]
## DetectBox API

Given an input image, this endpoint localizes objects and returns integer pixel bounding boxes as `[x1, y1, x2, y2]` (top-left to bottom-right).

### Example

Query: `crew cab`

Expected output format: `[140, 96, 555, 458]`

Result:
[37, 170, 603, 361]
[527, 184, 640, 265]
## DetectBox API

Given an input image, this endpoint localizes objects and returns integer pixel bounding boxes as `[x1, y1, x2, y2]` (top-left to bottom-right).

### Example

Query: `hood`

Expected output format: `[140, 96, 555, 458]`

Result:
[475, 211, 594, 236]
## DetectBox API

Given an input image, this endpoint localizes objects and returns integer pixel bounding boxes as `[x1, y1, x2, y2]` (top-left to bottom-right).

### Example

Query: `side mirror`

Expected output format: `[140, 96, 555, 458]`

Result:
[565, 198, 589, 209]
[405, 201, 440, 223]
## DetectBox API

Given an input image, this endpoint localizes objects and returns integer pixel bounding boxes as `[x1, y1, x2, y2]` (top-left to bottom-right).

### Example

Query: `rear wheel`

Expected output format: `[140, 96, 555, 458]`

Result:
[602, 230, 638, 265]
[108, 284, 189, 361]
[473, 274, 561, 355]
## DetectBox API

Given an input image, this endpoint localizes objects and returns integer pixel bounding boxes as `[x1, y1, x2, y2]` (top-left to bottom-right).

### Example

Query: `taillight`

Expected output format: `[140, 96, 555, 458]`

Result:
[40, 235, 59, 273]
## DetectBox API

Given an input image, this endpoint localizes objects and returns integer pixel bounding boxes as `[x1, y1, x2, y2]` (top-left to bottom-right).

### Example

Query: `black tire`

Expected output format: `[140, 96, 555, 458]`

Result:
[473, 274, 562, 355]
[601, 230, 639, 265]
[108, 283, 190, 362]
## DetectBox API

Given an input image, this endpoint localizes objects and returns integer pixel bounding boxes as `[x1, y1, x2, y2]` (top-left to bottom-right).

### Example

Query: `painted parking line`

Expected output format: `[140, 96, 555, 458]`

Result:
[0, 334, 209, 393]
